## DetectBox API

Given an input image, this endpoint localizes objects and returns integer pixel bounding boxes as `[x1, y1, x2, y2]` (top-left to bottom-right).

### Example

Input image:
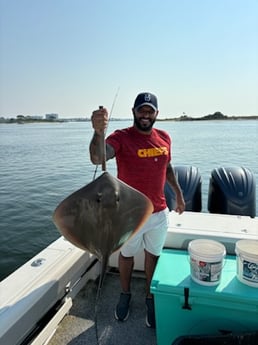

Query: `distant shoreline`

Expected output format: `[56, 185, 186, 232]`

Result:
[0, 112, 257, 124]
[158, 112, 258, 122]
[121, 113, 258, 122]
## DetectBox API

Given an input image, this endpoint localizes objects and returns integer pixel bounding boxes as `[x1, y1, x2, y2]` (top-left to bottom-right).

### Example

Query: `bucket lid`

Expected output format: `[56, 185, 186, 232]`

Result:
[235, 240, 258, 257]
[188, 239, 226, 259]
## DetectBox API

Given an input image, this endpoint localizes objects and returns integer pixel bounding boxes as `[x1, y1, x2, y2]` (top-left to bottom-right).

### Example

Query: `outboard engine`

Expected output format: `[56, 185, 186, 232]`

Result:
[165, 166, 202, 212]
[208, 167, 256, 218]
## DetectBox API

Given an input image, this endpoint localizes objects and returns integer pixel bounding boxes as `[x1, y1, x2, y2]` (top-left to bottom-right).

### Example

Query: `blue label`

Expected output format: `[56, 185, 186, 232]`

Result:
[243, 260, 258, 283]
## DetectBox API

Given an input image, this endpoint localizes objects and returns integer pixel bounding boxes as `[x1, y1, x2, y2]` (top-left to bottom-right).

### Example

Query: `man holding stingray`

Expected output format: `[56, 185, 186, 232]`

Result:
[90, 92, 185, 328]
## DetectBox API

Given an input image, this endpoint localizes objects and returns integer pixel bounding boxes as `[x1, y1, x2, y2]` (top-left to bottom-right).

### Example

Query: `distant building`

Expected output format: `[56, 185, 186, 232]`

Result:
[45, 113, 58, 120]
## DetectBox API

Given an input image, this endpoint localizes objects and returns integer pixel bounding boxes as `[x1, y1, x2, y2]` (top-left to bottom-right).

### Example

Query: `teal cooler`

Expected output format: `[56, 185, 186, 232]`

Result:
[151, 249, 258, 345]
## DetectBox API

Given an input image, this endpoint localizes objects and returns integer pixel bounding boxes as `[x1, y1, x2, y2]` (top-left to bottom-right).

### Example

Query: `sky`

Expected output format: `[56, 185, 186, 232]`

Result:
[0, 0, 257, 119]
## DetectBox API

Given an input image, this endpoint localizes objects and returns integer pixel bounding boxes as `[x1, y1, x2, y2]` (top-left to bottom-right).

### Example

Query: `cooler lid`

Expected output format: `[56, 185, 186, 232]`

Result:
[150, 249, 258, 303]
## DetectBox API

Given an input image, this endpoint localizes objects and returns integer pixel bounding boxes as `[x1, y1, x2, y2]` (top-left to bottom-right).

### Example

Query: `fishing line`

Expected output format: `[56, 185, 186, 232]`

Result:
[92, 87, 120, 180]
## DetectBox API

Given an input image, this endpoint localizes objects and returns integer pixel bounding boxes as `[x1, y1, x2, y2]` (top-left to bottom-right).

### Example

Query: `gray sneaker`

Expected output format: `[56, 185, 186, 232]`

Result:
[145, 297, 156, 328]
[114, 292, 131, 321]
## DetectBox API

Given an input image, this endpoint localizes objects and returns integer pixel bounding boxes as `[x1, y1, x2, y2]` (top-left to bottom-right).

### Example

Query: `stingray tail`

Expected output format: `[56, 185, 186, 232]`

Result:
[96, 253, 109, 301]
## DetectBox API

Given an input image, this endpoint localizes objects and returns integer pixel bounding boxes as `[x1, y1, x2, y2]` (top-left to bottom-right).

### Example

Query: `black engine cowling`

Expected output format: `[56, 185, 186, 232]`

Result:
[165, 166, 202, 212]
[208, 167, 256, 218]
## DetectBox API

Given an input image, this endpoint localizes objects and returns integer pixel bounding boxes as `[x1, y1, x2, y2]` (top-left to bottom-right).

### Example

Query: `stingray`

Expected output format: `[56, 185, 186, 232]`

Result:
[53, 172, 153, 281]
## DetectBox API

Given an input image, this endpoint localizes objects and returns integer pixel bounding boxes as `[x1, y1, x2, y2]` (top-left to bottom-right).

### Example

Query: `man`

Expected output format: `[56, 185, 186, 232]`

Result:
[90, 92, 185, 328]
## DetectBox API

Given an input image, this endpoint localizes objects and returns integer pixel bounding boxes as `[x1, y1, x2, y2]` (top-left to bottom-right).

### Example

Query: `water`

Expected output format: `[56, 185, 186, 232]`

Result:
[0, 120, 257, 281]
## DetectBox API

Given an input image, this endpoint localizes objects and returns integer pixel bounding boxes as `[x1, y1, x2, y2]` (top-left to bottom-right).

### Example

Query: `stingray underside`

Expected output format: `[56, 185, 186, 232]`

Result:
[53, 172, 153, 260]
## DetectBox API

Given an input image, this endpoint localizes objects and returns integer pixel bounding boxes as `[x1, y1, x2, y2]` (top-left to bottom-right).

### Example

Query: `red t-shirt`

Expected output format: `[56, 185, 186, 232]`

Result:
[106, 126, 171, 213]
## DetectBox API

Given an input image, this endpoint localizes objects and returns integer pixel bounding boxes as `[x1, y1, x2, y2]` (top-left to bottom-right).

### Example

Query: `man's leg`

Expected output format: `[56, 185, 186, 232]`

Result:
[144, 249, 158, 328]
[144, 209, 169, 298]
[144, 249, 158, 297]
[114, 252, 134, 321]
[119, 252, 134, 292]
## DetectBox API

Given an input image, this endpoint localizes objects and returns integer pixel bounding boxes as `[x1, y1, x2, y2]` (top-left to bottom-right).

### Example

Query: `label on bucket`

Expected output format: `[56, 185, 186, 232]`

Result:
[242, 259, 258, 283]
[191, 258, 222, 283]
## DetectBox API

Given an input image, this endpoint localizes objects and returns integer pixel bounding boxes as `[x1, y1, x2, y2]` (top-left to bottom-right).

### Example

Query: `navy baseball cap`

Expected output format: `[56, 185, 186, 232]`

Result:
[133, 92, 158, 111]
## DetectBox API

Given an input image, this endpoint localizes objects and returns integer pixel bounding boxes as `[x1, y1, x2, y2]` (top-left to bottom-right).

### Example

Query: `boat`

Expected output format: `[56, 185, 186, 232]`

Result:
[0, 166, 257, 345]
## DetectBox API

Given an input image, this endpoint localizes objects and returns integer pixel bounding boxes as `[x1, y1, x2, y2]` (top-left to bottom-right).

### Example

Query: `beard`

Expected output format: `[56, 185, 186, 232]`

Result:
[133, 115, 156, 132]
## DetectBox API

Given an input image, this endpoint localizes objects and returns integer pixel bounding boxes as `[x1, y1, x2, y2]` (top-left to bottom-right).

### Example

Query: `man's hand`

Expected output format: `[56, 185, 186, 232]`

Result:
[175, 194, 185, 214]
[91, 107, 109, 135]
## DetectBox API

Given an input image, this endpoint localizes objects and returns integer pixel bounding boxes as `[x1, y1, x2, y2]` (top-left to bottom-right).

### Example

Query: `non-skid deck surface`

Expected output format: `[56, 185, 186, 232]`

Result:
[49, 273, 157, 345]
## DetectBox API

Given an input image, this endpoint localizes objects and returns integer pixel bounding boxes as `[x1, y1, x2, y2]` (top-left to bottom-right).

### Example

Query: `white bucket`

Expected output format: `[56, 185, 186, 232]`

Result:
[235, 239, 258, 288]
[188, 239, 226, 286]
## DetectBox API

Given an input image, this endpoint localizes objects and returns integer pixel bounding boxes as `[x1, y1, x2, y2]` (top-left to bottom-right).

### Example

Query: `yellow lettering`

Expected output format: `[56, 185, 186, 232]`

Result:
[137, 146, 168, 158]
[138, 149, 146, 157]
